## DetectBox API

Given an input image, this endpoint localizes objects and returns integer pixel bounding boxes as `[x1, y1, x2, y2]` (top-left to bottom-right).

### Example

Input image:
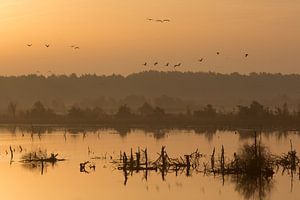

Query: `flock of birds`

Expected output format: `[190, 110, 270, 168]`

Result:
[143, 17, 250, 69]
[26, 44, 80, 50]
[24, 17, 250, 73]
[143, 61, 182, 68]
[146, 18, 170, 23]
[142, 52, 249, 69]
[26, 43, 81, 74]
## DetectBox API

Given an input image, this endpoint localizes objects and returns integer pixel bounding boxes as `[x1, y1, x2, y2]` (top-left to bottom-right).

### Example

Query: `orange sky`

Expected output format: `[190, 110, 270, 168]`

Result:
[1, 0, 300, 75]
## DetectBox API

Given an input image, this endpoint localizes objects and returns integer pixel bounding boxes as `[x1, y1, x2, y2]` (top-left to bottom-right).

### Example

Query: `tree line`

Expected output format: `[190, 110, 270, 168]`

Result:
[1, 100, 300, 128]
[0, 71, 299, 113]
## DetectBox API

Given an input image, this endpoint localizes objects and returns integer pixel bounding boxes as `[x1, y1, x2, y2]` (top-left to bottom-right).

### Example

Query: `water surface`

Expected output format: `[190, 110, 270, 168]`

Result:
[0, 127, 299, 200]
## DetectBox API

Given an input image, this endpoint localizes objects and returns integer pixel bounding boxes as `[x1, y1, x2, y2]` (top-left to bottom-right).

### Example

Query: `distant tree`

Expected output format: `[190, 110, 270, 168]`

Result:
[282, 103, 289, 117]
[121, 95, 147, 110]
[249, 101, 267, 117]
[194, 104, 217, 119]
[139, 102, 154, 117]
[186, 106, 192, 116]
[297, 103, 300, 118]
[68, 106, 106, 121]
[51, 99, 66, 113]
[116, 104, 133, 118]
[29, 101, 55, 119]
[91, 107, 105, 119]
[275, 103, 289, 118]
[153, 106, 166, 117]
[30, 101, 46, 118]
[7, 102, 17, 120]
[68, 106, 84, 119]
[84, 107, 105, 120]
[237, 101, 270, 119]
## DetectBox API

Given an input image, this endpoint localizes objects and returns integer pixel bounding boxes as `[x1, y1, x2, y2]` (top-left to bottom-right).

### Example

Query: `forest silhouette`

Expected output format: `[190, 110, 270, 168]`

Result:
[0, 71, 299, 114]
[1, 100, 300, 129]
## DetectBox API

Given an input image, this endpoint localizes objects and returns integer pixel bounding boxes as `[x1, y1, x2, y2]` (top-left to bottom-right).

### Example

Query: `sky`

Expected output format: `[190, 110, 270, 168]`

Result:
[0, 0, 300, 75]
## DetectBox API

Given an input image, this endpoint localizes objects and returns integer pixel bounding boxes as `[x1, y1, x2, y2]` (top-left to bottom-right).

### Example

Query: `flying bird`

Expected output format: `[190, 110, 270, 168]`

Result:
[74, 46, 80, 50]
[245, 53, 249, 57]
[45, 44, 50, 48]
[142, 62, 147, 66]
[156, 19, 163, 23]
[147, 18, 153, 21]
[163, 19, 170, 22]
[27, 44, 32, 47]
[174, 63, 181, 68]
[198, 58, 204, 62]
[154, 62, 158, 66]
[165, 63, 169, 67]
[216, 52, 220, 55]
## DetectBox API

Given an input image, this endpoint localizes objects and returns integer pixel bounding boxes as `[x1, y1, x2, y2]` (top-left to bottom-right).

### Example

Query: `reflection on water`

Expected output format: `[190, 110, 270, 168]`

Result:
[0, 126, 299, 200]
[232, 174, 274, 200]
[20, 149, 65, 175]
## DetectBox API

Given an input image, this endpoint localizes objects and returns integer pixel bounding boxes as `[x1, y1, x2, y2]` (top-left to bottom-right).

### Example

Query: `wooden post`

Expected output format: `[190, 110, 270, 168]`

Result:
[221, 145, 225, 173]
[136, 151, 140, 172]
[161, 146, 166, 181]
[41, 161, 44, 175]
[145, 148, 148, 169]
[211, 147, 215, 171]
[123, 152, 127, 169]
[130, 148, 134, 171]
[9, 146, 13, 161]
[185, 155, 191, 176]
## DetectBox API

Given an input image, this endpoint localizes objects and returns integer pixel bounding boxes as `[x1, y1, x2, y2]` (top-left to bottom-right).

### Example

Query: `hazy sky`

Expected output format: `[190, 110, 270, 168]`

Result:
[1, 0, 300, 75]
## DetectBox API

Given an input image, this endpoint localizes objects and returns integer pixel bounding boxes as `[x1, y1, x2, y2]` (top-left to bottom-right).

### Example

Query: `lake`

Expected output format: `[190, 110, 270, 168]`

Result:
[0, 126, 299, 200]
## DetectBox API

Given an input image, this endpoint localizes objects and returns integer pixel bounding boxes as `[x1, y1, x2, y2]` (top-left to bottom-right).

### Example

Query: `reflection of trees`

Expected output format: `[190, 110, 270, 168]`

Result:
[231, 174, 274, 200]
[194, 127, 217, 142]
[114, 127, 131, 138]
[152, 129, 167, 140]
[3, 126, 300, 144]
[143, 128, 167, 140]
[229, 136, 275, 200]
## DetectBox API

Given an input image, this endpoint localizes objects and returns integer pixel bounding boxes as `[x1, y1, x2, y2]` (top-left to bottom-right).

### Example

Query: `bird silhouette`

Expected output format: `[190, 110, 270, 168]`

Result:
[216, 52, 220, 55]
[45, 44, 50, 48]
[174, 63, 181, 68]
[27, 44, 32, 47]
[163, 19, 170, 22]
[165, 63, 169, 67]
[147, 18, 153, 21]
[143, 62, 147, 66]
[74, 47, 80, 50]
[156, 19, 163, 23]
[245, 53, 249, 57]
[154, 62, 158, 66]
[198, 58, 204, 62]
[70, 45, 75, 48]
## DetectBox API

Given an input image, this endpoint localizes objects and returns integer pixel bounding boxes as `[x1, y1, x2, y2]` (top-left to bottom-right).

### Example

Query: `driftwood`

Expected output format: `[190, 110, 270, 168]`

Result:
[80, 161, 96, 173]
[113, 135, 300, 184]
[20, 150, 65, 175]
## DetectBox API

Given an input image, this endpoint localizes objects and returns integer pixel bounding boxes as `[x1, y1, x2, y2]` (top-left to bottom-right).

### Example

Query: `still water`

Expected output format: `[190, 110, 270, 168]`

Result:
[0, 127, 299, 200]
